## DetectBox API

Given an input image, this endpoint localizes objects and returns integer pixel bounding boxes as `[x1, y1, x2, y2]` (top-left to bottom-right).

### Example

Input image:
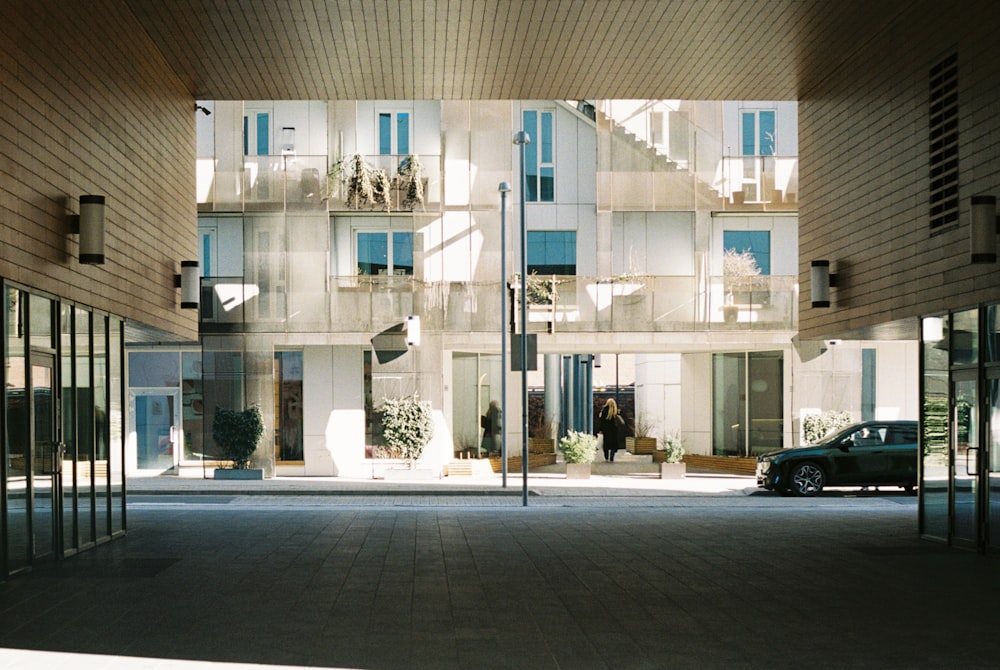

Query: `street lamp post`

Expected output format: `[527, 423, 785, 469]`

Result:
[498, 181, 511, 488]
[513, 130, 531, 507]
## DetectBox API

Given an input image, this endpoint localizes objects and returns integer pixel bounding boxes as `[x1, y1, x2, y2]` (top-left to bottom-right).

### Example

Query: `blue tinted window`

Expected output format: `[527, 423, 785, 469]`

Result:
[541, 112, 553, 163]
[742, 113, 756, 156]
[393, 232, 413, 275]
[759, 111, 775, 156]
[397, 113, 409, 155]
[528, 231, 576, 275]
[378, 113, 392, 155]
[256, 114, 269, 155]
[523, 110, 539, 201]
[357, 232, 388, 275]
[724, 230, 771, 275]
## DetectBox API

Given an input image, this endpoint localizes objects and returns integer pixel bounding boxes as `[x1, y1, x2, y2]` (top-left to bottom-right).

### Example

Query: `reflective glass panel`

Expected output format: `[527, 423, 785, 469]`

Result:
[109, 319, 124, 533]
[128, 352, 180, 387]
[75, 307, 93, 545]
[6, 289, 29, 572]
[60, 304, 76, 551]
[951, 308, 978, 366]
[274, 351, 303, 462]
[920, 315, 949, 540]
[93, 316, 109, 540]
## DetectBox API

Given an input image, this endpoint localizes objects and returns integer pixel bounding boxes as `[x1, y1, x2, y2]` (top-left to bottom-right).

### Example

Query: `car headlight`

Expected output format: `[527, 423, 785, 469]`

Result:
[757, 460, 771, 474]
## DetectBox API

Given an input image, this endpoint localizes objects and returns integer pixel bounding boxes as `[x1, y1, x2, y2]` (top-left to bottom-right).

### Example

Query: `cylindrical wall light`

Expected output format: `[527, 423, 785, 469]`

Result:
[78, 195, 105, 264]
[970, 195, 998, 264]
[811, 260, 832, 308]
[178, 260, 200, 309]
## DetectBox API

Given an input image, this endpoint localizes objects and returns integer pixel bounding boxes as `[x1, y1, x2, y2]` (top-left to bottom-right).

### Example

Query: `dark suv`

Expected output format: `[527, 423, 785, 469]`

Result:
[756, 420, 918, 496]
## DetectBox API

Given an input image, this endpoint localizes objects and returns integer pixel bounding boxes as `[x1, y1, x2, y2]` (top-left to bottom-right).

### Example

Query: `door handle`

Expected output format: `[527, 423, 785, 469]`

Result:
[966, 446, 979, 476]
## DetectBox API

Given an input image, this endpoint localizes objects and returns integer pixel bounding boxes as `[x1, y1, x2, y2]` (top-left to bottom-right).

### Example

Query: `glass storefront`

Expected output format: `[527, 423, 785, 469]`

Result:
[712, 351, 783, 457]
[2, 284, 124, 579]
[921, 305, 1000, 552]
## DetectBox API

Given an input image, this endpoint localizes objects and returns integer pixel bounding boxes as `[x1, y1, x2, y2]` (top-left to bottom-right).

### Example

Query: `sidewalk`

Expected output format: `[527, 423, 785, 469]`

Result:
[125, 470, 759, 497]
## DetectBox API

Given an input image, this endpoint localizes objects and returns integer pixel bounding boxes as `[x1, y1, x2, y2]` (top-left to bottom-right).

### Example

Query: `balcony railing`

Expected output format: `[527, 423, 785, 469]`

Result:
[197, 153, 442, 213]
[199, 274, 797, 335]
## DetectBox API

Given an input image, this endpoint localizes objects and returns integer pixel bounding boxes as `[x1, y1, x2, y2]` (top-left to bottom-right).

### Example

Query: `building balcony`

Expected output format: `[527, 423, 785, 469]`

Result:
[197, 153, 442, 213]
[199, 274, 797, 336]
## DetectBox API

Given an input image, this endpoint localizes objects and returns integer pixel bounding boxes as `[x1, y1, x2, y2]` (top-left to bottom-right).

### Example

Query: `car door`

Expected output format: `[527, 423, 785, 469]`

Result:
[827, 424, 890, 485]
[883, 423, 918, 484]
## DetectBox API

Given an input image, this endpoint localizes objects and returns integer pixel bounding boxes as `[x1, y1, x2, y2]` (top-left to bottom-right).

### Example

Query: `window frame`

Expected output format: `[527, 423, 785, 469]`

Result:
[522, 108, 555, 202]
[377, 109, 412, 156]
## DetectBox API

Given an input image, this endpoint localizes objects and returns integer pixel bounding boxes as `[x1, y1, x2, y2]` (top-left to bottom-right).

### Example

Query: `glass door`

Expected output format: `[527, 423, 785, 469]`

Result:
[30, 354, 61, 559]
[952, 373, 981, 548]
[131, 391, 180, 472]
[988, 374, 1000, 550]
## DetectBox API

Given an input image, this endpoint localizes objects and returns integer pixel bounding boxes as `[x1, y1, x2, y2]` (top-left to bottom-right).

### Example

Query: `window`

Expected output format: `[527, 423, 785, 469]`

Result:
[357, 231, 414, 275]
[274, 351, 303, 463]
[378, 111, 410, 156]
[528, 231, 575, 275]
[741, 110, 775, 156]
[713, 351, 783, 457]
[243, 111, 270, 156]
[522, 109, 554, 202]
[724, 230, 771, 275]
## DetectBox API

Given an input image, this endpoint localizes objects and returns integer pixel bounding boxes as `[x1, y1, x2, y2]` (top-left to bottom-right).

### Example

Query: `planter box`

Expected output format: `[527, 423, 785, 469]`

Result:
[626, 436, 657, 455]
[384, 467, 437, 481]
[213, 468, 264, 480]
[682, 454, 757, 476]
[565, 462, 592, 479]
[487, 453, 557, 473]
[529, 437, 555, 454]
[659, 462, 686, 479]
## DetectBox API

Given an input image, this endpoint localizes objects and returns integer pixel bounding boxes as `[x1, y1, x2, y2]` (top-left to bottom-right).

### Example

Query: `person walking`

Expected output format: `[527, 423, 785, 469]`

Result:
[480, 400, 502, 456]
[595, 398, 626, 462]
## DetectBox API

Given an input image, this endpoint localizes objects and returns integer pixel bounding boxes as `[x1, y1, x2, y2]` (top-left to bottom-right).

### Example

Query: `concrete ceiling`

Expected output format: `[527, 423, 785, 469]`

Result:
[126, 0, 916, 101]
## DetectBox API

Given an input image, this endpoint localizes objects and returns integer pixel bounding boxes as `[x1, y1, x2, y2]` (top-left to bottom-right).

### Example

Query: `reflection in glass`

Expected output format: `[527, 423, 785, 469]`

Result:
[990, 378, 1000, 550]
[920, 315, 949, 541]
[953, 377, 978, 545]
[93, 316, 109, 539]
[6, 288, 29, 573]
[274, 351, 303, 462]
[75, 307, 93, 546]
[61, 304, 76, 552]
[30, 362, 54, 558]
[110, 319, 124, 534]
[952, 309, 978, 366]
[712, 351, 783, 457]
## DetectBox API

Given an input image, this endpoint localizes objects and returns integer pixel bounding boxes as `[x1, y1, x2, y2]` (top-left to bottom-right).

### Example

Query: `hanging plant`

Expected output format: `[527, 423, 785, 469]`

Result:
[372, 168, 392, 212]
[398, 154, 425, 210]
[344, 153, 376, 210]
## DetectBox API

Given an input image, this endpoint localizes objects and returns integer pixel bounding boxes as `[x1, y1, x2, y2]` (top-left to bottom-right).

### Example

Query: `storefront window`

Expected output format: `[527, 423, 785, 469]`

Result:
[712, 351, 783, 457]
[274, 351, 303, 462]
[920, 315, 949, 541]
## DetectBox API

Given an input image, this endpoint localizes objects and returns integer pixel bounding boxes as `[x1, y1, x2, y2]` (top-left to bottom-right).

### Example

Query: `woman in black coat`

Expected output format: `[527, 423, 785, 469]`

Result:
[595, 398, 626, 462]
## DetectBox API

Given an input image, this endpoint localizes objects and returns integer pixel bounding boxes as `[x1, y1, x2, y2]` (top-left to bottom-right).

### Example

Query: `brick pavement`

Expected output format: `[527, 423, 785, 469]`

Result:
[0, 480, 998, 669]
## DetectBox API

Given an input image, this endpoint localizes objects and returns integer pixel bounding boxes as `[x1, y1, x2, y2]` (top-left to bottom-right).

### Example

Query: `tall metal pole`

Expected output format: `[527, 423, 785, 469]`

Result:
[514, 130, 531, 507]
[498, 182, 511, 488]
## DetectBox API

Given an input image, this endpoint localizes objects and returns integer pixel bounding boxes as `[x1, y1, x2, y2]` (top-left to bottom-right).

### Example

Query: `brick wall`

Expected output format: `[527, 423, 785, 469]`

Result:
[798, 0, 1000, 340]
[0, 0, 197, 339]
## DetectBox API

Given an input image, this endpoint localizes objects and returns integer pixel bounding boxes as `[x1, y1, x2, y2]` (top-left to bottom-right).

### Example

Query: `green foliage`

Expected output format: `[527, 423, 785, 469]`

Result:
[398, 154, 425, 210]
[380, 394, 434, 463]
[802, 410, 852, 444]
[659, 433, 685, 463]
[922, 395, 949, 453]
[212, 405, 264, 470]
[558, 430, 599, 464]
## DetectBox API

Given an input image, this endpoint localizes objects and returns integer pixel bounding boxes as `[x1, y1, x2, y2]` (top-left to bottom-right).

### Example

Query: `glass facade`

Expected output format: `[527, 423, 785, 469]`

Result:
[920, 306, 1000, 552]
[527, 231, 576, 275]
[2, 284, 124, 578]
[712, 351, 783, 457]
[523, 109, 555, 202]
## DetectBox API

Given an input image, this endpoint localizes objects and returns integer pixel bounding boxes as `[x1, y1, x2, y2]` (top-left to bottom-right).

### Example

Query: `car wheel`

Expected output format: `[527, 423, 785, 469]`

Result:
[790, 462, 825, 496]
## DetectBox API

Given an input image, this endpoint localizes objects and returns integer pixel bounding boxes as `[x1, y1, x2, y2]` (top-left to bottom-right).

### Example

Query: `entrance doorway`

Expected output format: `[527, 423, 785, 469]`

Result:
[29, 354, 61, 560]
[131, 391, 181, 471]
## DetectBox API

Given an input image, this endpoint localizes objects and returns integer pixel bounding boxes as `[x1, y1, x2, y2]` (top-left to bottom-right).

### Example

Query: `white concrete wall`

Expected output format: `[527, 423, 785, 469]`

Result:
[300, 346, 366, 477]
[635, 354, 683, 442]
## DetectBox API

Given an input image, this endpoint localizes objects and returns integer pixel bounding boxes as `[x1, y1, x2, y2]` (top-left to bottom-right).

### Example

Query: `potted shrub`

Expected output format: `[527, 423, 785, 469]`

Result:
[654, 433, 686, 479]
[397, 154, 425, 210]
[558, 430, 598, 479]
[625, 415, 657, 455]
[212, 405, 264, 479]
[379, 394, 434, 476]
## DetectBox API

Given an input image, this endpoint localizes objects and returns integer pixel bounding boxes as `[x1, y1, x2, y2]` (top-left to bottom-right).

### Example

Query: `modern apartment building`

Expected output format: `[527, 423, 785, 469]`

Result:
[123, 98, 916, 479]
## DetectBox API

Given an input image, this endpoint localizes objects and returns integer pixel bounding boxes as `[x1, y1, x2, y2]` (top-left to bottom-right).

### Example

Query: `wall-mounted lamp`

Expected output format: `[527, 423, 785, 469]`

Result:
[174, 260, 199, 309]
[970, 195, 998, 264]
[405, 315, 421, 346]
[69, 195, 105, 264]
[195, 104, 211, 116]
[811, 260, 837, 308]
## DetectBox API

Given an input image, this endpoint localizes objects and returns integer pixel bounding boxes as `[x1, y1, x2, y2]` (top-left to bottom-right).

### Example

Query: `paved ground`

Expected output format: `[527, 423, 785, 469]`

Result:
[1, 473, 999, 669]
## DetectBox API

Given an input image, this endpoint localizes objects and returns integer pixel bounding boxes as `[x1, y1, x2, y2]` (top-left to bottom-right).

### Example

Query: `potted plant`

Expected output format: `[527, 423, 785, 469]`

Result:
[558, 430, 598, 479]
[379, 394, 434, 477]
[625, 415, 657, 455]
[654, 433, 686, 479]
[212, 405, 265, 479]
[722, 248, 761, 322]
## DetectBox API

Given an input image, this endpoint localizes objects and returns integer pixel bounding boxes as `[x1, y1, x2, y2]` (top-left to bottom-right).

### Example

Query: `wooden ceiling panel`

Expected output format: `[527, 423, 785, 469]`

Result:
[122, 0, 926, 101]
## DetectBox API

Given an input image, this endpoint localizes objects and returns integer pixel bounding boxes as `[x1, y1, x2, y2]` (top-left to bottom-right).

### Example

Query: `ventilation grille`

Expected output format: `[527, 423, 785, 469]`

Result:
[929, 53, 959, 231]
